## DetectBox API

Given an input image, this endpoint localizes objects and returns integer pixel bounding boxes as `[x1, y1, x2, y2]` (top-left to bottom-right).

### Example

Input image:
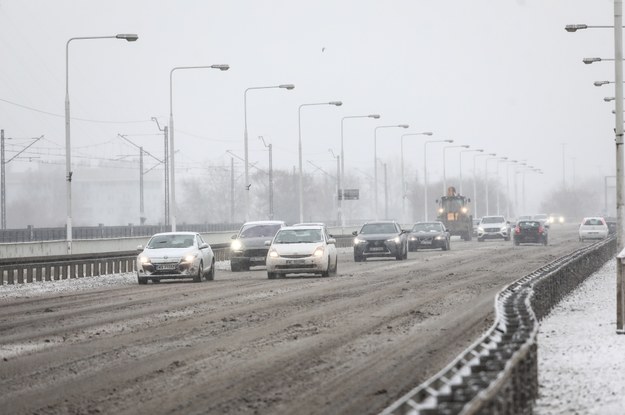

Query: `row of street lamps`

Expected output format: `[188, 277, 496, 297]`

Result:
[63, 33, 540, 256]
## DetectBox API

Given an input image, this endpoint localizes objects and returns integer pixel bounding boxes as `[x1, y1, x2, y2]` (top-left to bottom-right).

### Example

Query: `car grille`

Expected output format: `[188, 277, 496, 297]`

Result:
[281, 254, 310, 259]
[276, 264, 316, 269]
[242, 249, 268, 257]
[484, 227, 501, 232]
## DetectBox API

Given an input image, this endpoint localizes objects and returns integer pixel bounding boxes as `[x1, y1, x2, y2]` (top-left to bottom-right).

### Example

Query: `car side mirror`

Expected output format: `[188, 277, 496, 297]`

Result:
[435, 199, 439, 203]
[264, 240, 271, 246]
[328, 238, 336, 245]
[352, 231, 358, 236]
[136, 244, 143, 252]
[467, 198, 471, 203]
[231, 234, 237, 239]
[199, 243, 209, 249]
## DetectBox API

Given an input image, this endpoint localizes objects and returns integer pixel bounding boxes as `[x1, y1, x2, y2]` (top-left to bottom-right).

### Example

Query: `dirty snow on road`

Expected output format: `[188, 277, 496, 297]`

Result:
[534, 259, 625, 414]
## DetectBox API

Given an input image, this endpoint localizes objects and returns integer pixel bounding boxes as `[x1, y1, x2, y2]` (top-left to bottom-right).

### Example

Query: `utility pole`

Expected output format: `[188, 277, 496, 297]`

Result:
[118, 134, 163, 225]
[259, 136, 274, 220]
[230, 156, 235, 223]
[384, 163, 388, 220]
[151, 118, 169, 226]
[0, 131, 43, 229]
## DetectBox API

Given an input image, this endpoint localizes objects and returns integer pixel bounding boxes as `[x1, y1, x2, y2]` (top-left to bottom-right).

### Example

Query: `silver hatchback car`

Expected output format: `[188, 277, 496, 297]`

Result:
[136, 232, 215, 284]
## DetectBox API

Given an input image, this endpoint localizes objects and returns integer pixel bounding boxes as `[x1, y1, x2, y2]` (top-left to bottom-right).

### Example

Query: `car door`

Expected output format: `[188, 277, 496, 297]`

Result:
[324, 229, 337, 265]
[196, 234, 212, 268]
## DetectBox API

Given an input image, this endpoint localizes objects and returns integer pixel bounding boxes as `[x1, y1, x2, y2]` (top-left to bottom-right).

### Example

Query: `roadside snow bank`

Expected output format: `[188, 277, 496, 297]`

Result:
[534, 259, 625, 414]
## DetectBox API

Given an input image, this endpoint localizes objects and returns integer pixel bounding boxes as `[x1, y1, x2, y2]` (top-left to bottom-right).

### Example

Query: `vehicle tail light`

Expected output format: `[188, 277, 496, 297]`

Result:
[514, 226, 520, 234]
[538, 226, 544, 234]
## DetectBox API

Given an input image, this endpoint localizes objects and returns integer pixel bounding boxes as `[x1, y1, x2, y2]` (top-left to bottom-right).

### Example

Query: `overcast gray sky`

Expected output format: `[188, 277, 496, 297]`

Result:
[0, 0, 617, 214]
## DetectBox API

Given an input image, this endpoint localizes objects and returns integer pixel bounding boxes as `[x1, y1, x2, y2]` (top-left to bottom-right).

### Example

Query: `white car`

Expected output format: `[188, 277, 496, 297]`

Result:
[265, 225, 338, 279]
[579, 217, 609, 241]
[477, 216, 511, 242]
[136, 232, 215, 284]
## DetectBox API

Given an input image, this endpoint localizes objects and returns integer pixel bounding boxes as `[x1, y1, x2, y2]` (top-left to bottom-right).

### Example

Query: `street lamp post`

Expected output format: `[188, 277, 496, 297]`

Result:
[505, 160, 518, 218]
[442, 144, 469, 194]
[566, 16, 625, 333]
[373, 124, 409, 219]
[169, 64, 229, 232]
[259, 136, 274, 219]
[459, 149, 482, 195]
[495, 158, 509, 215]
[243, 84, 294, 222]
[473, 152, 495, 218]
[423, 139, 453, 220]
[340, 114, 380, 226]
[298, 101, 342, 223]
[484, 156, 502, 216]
[65, 33, 138, 254]
[400, 132, 433, 223]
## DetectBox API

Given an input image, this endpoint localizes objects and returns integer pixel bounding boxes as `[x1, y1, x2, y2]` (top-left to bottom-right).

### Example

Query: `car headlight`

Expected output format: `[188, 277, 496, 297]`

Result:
[268, 248, 279, 258]
[354, 237, 366, 245]
[313, 246, 325, 257]
[409, 236, 417, 241]
[478, 227, 484, 232]
[435, 235, 443, 240]
[387, 236, 401, 244]
[231, 240, 243, 251]
[139, 255, 151, 264]
[500, 226, 507, 232]
[438, 208, 444, 214]
[461, 207, 468, 213]
[183, 253, 197, 263]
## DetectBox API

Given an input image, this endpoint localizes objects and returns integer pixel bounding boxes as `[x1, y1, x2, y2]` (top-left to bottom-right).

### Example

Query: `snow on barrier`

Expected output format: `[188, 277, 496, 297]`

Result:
[381, 236, 616, 415]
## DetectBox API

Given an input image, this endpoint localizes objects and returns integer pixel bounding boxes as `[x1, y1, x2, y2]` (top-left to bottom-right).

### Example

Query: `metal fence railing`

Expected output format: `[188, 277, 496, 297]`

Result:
[381, 236, 616, 415]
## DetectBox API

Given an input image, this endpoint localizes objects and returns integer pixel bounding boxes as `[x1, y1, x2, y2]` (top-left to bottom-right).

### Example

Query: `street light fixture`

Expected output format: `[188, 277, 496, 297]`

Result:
[423, 139, 453, 221]
[340, 113, 380, 226]
[400, 132, 433, 223]
[169, 64, 229, 232]
[442, 144, 469, 194]
[65, 33, 138, 254]
[373, 124, 409, 219]
[243, 84, 295, 222]
[298, 101, 342, 223]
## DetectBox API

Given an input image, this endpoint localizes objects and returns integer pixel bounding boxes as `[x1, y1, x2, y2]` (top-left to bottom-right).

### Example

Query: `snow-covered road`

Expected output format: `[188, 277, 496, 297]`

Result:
[534, 259, 625, 414]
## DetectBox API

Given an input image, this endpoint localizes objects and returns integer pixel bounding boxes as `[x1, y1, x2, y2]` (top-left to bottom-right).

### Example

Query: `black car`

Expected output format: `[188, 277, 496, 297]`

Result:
[352, 221, 408, 261]
[513, 220, 548, 246]
[230, 221, 286, 271]
[408, 221, 451, 251]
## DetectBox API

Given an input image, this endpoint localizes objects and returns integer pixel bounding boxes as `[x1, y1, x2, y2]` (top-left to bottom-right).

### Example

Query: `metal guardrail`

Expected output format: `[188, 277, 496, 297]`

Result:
[0, 236, 355, 285]
[381, 236, 616, 415]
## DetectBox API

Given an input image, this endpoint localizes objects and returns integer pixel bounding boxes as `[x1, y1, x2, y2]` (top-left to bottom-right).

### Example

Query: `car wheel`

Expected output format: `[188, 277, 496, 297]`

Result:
[504, 236, 510, 242]
[206, 259, 215, 281]
[354, 254, 363, 262]
[322, 257, 331, 277]
[442, 241, 448, 251]
[447, 240, 451, 250]
[267, 272, 277, 279]
[331, 257, 338, 275]
[478, 237, 484, 242]
[514, 239, 520, 246]
[403, 244, 408, 259]
[138, 276, 148, 285]
[193, 262, 203, 283]
[230, 262, 241, 272]
[543, 238, 548, 246]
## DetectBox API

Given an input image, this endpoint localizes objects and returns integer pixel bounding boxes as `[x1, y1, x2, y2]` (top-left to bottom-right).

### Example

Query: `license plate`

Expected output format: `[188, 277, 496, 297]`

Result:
[156, 264, 177, 270]
[420, 240, 432, 245]
[369, 247, 384, 252]
[286, 259, 305, 265]
[250, 257, 265, 262]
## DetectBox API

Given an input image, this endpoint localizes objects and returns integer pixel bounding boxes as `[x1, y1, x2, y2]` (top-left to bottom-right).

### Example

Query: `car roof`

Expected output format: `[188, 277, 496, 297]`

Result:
[413, 221, 443, 225]
[241, 220, 285, 225]
[293, 222, 326, 227]
[149, 231, 197, 237]
[279, 225, 324, 231]
[363, 220, 398, 224]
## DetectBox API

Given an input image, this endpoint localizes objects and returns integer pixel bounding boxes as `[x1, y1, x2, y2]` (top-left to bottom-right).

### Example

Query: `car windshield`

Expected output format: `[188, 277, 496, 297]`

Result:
[534, 214, 548, 220]
[583, 218, 605, 226]
[147, 234, 195, 249]
[360, 223, 397, 234]
[481, 217, 505, 224]
[412, 223, 442, 232]
[239, 224, 282, 238]
[519, 221, 540, 229]
[274, 229, 322, 244]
